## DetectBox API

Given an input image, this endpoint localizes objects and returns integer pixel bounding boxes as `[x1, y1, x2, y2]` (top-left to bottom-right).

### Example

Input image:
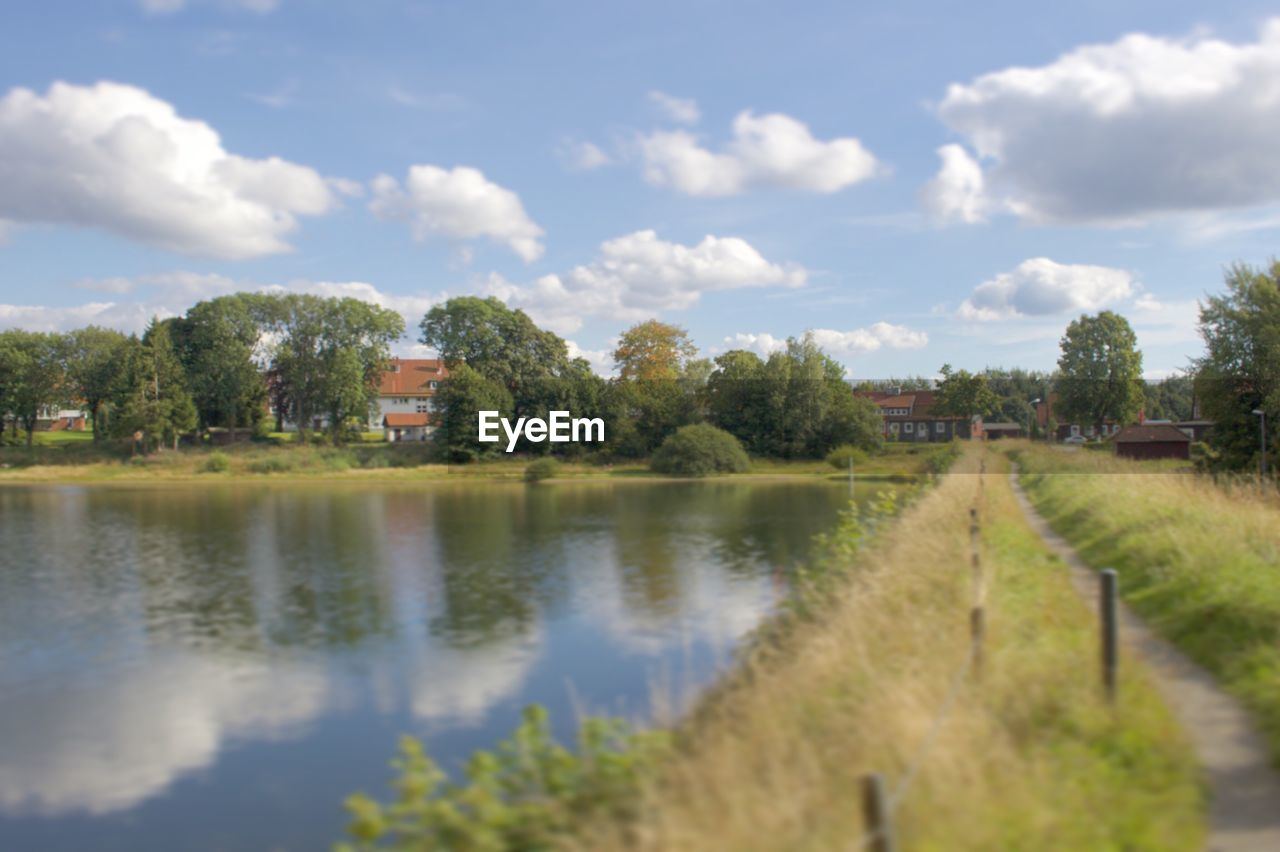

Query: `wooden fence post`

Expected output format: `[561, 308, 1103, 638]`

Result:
[1100, 569, 1118, 702]
[862, 772, 896, 852]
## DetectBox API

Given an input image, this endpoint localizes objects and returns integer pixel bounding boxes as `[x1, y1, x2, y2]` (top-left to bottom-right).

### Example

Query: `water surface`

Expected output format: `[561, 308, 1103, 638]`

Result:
[0, 478, 891, 850]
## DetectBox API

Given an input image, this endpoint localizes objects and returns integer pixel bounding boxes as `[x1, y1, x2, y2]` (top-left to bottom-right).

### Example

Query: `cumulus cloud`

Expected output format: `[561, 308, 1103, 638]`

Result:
[724, 323, 928, 357]
[0, 81, 337, 258]
[957, 258, 1134, 321]
[647, 90, 700, 124]
[558, 139, 611, 171]
[921, 144, 989, 224]
[933, 19, 1280, 225]
[485, 229, 806, 334]
[566, 339, 615, 376]
[369, 165, 545, 262]
[639, 111, 880, 196]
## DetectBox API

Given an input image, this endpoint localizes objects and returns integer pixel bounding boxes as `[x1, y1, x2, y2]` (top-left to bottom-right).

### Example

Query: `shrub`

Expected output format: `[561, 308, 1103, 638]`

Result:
[202, 451, 231, 473]
[340, 705, 668, 852]
[248, 455, 296, 474]
[524, 457, 561, 482]
[825, 444, 869, 471]
[650, 424, 749, 476]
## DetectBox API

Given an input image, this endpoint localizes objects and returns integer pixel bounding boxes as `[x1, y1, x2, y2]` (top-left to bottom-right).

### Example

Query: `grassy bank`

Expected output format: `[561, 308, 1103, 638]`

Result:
[0, 440, 953, 484]
[557, 446, 1201, 850]
[1008, 440, 1280, 761]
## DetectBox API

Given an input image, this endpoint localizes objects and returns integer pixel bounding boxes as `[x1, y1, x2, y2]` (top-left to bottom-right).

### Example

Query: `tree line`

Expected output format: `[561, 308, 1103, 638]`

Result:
[422, 298, 886, 461]
[0, 293, 403, 450]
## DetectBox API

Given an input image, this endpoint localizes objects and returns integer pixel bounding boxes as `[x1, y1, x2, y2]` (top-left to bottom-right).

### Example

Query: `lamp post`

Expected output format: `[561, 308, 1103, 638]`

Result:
[1029, 398, 1041, 441]
[1253, 409, 1268, 477]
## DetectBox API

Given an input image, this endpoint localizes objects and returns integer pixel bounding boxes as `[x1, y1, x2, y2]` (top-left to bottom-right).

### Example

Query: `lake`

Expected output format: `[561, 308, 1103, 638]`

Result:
[0, 478, 892, 850]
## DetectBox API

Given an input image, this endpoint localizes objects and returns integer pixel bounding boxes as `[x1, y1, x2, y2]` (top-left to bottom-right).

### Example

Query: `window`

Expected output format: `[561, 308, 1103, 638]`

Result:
[429, 381, 438, 389]
[889, 423, 899, 434]
[1071, 425, 1081, 437]
[416, 403, 430, 413]
[936, 422, 945, 434]
[904, 422, 914, 433]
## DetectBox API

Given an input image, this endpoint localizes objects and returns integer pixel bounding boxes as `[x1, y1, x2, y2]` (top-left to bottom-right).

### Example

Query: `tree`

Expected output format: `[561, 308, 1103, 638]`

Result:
[265, 295, 404, 441]
[64, 326, 129, 440]
[705, 350, 768, 451]
[933, 364, 998, 419]
[612, 320, 696, 382]
[178, 295, 270, 431]
[432, 363, 514, 462]
[1055, 311, 1144, 434]
[0, 330, 66, 447]
[421, 297, 571, 396]
[111, 321, 198, 452]
[650, 423, 750, 476]
[1143, 374, 1196, 422]
[1195, 262, 1280, 472]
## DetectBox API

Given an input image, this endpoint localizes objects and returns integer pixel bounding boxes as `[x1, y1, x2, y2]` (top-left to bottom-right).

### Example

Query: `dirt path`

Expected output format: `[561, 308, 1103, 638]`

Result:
[1008, 468, 1280, 852]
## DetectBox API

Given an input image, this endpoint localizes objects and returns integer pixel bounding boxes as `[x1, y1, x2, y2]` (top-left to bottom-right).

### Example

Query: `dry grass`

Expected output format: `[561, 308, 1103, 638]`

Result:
[571, 446, 1202, 851]
[1009, 440, 1280, 760]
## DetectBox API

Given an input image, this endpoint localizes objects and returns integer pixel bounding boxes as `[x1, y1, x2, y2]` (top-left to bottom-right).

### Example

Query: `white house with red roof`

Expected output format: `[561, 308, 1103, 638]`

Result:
[376, 358, 448, 441]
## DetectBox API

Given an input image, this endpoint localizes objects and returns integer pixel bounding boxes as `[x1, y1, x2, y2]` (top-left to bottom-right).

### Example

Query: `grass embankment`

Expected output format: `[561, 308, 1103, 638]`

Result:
[1009, 440, 1280, 762]
[573, 446, 1201, 851]
[0, 439, 950, 484]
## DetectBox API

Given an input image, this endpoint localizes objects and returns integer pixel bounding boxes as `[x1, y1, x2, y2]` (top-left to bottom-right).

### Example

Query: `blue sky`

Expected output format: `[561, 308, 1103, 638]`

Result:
[2, 0, 1279, 378]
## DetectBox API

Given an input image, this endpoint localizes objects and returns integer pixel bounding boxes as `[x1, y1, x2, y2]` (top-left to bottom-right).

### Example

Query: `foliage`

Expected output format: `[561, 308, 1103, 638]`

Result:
[0, 329, 67, 447]
[109, 322, 198, 452]
[1055, 311, 1144, 433]
[339, 705, 669, 852]
[1194, 261, 1280, 473]
[524, 457, 560, 482]
[63, 326, 129, 440]
[432, 363, 514, 463]
[174, 295, 270, 432]
[825, 443, 869, 470]
[933, 363, 998, 418]
[612, 320, 697, 382]
[650, 423, 750, 476]
[1143, 374, 1196, 422]
[202, 451, 231, 473]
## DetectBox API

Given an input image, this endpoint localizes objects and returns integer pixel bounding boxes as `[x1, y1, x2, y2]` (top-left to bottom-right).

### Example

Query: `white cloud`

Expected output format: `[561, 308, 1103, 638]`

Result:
[921, 144, 989, 224]
[1129, 293, 1202, 346]
[369, 165, 545, 262]
[559, 139, 611, 171]
[639, 111, 880, 196]
[958, 258, 1134, 320]
[0, 81, 337, 259]
[647, 90, 701, 124]
[566, 339, 614, 376]
[141, 0, 281, 14]
[934, 19, 1280, 225]
[485, 229, 806, 334]
[724, 323, 928, 357]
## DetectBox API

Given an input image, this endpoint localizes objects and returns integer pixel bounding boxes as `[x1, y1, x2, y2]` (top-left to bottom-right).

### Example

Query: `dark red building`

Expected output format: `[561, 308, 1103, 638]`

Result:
[1113, 424, 1191, 460]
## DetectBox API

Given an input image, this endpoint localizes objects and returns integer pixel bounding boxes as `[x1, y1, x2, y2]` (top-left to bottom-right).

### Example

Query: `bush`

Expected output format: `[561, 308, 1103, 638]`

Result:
[202, 451, 231, 473]
[650, 424, 750, 476]
[825, 444, 869, 471]
[248, 455, 297, 474]
[524, 457, 561, 482]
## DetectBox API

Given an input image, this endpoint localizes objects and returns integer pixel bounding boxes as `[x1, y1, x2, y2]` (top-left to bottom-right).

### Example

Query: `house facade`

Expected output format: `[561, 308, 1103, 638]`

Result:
[277, 357, 449, 433]
[858, 389, 981, 442]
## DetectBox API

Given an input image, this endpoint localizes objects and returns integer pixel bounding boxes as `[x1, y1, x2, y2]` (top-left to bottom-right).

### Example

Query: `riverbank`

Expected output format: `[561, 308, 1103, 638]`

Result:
[559, 446, 1204, 849]
[0, 440, 952, 484]
[1006, 440, 1280, 762]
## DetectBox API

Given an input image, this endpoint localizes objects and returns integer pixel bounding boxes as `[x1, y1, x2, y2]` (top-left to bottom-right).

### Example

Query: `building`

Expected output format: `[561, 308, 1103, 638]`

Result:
[35, 407, 88, 432]
[382, 412, 432, 442]
[858, 389, 981, 442]
[1113, 424, 1192, 460]
[276, 357, 449, 433]
[1034, 393, 1122, 441]
[981, 422, 1025, 440]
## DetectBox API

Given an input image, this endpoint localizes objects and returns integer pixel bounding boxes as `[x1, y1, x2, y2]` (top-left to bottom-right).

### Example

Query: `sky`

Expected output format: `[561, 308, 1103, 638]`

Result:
[2, 0, 1279, 379]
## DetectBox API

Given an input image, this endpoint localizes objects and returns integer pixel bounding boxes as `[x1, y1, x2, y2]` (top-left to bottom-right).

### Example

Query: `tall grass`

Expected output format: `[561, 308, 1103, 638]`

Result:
[570, 447, 1201, 851]
[1010, 440, 1280, 761]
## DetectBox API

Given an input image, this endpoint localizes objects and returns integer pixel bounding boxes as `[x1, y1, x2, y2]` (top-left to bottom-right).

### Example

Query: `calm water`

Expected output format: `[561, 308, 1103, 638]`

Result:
[0, 478, 890, 851]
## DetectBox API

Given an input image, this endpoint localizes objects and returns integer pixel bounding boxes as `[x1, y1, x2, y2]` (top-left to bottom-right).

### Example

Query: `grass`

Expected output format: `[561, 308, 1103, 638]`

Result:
[1006, 439, 1280, 762]
[568, 445, 1202, 851]
[0, 437, 955, 484]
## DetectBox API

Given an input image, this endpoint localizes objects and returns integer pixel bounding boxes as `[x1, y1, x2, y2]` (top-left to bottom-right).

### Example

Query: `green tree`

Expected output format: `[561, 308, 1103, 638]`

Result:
[0, 330, 67, 447]
[1143, 374, 1196, 422]
[64, 326, 129, 440]
[705, 350, 768, 452]
[933, 364, 998, 419]
[1055, 311, 1144, 434]
[178, 295, 270, 431]
[432, 363, 514, 462]
[1195, 262, 1280, 472]
[111, 321, 199, 452]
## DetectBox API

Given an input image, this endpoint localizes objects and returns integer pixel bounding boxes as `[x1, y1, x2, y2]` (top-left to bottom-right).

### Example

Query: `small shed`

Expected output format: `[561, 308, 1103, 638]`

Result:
[383, 412, 431, 442]
[982, 422, 1025, 440]
[1113, 424, 1191, 460]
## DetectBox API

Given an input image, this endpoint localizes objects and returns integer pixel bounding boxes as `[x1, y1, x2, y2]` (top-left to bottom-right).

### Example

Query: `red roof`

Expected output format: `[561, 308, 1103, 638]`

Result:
[1114, 424, 1191, 443]
[379, 358, 447, 395]
[383, 413, 431, 427]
